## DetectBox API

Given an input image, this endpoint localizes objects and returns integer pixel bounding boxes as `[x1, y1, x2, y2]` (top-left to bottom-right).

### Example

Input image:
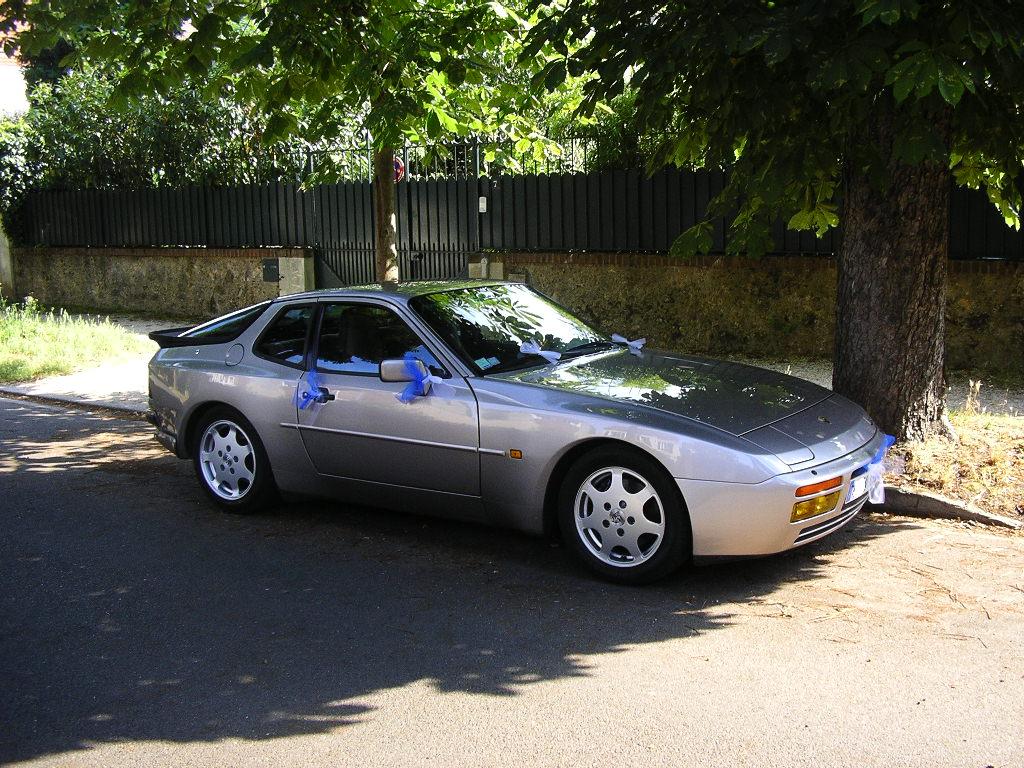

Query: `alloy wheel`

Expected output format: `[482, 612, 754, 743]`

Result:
[573, 466, 666, 567]
[198, 419, 256, 500]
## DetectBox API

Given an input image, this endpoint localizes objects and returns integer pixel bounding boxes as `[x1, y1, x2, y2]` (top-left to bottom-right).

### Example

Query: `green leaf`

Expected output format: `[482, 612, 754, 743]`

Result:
[670, 222, 714, 256]
[264, 111, 297, 143]
[787, 209, 814, 230]
[425, 110, 442, 140]
[543, 60, 566, 90]
[937, 74, 964, 105]
[892, 72, 916, 102]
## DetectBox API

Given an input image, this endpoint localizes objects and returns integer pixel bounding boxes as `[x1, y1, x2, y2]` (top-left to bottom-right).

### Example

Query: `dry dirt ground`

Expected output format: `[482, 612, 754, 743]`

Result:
[1, 397, 1023, 767]
[891, 411, 1024, 519]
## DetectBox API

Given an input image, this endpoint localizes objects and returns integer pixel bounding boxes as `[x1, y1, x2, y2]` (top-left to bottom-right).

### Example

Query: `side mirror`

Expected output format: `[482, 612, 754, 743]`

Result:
[380, 358, 428, 385]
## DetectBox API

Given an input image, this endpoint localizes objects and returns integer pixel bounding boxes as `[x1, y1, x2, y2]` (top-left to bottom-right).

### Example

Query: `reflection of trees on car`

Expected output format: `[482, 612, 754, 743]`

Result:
[412, 284, 605, 373]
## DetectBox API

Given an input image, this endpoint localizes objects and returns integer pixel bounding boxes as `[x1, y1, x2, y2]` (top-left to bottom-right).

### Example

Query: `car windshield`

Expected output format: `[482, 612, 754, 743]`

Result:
[409, 283, 613, 375]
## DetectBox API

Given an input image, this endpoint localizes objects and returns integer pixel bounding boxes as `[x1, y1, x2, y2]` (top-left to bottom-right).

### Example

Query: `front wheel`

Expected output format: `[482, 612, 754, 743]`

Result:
[558, 447, 691, 584]
[192, 407, 277, 514]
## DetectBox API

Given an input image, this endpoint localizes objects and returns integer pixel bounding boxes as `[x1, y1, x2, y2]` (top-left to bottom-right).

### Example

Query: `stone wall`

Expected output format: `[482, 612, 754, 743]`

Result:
[11, 247, 313, 319]
[494, 252, 1024, 374]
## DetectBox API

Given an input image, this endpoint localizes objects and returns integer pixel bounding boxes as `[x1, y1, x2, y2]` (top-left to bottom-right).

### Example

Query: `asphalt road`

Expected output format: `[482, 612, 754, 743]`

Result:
[1, 397, 1022, 767]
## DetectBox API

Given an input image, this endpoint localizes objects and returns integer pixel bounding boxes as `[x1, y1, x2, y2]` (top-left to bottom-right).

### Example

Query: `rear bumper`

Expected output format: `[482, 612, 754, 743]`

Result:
[145, 410, 179, 456]
[681, 431, 883, 560]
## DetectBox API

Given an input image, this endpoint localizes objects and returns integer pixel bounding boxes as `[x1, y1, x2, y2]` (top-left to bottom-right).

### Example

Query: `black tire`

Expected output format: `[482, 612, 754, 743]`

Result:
[191, 406, 277, 514]
[557, 446, 691, 585]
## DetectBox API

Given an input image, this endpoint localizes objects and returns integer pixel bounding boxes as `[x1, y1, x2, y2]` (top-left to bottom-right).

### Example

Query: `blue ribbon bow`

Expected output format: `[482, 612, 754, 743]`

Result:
[867, 433, 896, 504]
[395, 354, 445, 404]
[296, 371, 324, 410]
[871, 433, 896, 465]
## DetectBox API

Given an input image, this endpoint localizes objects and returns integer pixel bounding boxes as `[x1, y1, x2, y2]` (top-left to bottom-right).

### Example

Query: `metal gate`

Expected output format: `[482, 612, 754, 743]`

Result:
[312, 178, 480, 288]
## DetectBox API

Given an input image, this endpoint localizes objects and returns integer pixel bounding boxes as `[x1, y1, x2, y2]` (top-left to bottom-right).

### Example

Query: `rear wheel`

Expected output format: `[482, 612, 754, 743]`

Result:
[558, 446, 690, 584]
[192, 407, 276, 514]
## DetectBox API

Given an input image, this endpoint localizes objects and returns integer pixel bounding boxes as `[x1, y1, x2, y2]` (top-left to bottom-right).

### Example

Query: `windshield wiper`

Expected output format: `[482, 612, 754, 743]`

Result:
[483, 357, 550, 375]
[563, 340, 616, 357]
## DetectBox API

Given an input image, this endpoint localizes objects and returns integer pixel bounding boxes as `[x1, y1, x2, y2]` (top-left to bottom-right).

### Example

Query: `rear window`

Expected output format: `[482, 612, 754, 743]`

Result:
[181, 302, 270, 343]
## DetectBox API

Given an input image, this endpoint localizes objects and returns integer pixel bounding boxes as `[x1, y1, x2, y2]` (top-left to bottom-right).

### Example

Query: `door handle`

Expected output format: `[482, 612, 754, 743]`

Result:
[313, 387, 335, 404]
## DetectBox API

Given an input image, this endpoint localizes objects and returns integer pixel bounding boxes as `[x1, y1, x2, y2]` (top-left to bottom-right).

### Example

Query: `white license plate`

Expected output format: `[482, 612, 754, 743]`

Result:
[847, 473, 868, 501]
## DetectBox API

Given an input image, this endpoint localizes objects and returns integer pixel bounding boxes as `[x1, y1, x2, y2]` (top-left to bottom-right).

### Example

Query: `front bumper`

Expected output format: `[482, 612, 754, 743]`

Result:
[680, 431, 883, 560]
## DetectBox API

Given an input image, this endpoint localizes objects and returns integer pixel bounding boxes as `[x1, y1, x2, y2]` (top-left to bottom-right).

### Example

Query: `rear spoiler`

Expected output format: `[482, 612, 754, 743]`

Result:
[148, 328, 200, 349]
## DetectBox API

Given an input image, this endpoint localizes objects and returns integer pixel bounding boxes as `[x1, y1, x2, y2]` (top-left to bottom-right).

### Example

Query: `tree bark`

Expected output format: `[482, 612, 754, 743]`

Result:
[373, 145, 400, 283]
[834, 105, 949, 441]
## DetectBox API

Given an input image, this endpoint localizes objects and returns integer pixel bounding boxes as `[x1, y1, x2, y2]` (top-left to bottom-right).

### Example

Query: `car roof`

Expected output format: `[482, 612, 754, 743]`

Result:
[273, 279, 511, 306]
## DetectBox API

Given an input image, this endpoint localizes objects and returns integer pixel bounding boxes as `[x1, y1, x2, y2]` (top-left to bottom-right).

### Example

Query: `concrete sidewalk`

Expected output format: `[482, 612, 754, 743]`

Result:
[0, 314, 180, 413]
[0, 358, 151, 412]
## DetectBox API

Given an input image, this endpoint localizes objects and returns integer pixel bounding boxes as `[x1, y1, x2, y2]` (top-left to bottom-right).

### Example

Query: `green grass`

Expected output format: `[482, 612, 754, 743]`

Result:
[0, 296, 153, 383]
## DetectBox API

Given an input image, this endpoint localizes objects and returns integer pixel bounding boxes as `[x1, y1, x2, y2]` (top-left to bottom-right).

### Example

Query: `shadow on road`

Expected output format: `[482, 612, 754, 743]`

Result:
[0, 401, 918, 763]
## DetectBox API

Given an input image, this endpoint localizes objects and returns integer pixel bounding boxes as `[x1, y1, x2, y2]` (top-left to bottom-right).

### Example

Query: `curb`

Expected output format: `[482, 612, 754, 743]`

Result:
[0, 389, 149, 421]
[873, 487, 1022, 530]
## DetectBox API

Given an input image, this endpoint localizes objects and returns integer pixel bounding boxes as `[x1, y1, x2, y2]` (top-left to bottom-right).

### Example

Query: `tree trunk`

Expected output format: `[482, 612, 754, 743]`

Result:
[373, 145, 399, 283]
[834, 107, 949, 441]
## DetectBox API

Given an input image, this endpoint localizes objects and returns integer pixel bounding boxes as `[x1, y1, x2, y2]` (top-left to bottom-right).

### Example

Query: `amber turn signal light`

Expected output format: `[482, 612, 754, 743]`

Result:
[795, 476, 842, 497]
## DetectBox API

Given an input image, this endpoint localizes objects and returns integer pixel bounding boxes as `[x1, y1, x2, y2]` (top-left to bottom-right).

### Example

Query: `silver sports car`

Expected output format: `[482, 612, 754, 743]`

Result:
[147, 280, 884, 584]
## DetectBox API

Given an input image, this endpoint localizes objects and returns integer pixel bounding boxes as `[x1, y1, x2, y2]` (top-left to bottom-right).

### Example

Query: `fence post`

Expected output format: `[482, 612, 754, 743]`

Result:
[0, 218, 13, 299]
[472, 138, 481, 257]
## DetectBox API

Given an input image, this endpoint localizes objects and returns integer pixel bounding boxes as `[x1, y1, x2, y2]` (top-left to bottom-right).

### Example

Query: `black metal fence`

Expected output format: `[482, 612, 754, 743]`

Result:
[19, 145, 1024, 287]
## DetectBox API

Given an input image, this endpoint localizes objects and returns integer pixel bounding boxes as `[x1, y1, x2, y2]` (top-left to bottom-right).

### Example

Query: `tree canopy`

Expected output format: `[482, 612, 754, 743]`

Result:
[528, 0, 1024, 254]
[1, 0, 546, 151]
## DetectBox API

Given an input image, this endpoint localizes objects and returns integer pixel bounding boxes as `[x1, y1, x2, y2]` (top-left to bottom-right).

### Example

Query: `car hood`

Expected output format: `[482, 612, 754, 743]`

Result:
[494, 349, 832, 436]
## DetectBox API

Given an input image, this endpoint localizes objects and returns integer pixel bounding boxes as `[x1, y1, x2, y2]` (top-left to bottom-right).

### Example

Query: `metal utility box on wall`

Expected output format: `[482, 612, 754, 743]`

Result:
[261, 259, 280, 283]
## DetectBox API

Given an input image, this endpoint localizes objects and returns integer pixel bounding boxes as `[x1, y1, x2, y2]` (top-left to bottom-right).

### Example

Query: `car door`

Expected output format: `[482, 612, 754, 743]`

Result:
[295, 299, 481, 496]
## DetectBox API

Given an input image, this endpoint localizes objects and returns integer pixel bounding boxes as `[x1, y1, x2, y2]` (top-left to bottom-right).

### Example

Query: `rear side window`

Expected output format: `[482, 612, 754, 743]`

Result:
[182, 302, 270, 342]
[315, 303, 444, 376]
[253, 305, 313, 368]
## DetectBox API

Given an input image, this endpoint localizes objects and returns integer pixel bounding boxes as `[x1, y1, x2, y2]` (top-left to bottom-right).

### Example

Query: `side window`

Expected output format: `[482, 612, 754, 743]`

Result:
[253, 305, 313, 368]
[316, 303, 444, 376]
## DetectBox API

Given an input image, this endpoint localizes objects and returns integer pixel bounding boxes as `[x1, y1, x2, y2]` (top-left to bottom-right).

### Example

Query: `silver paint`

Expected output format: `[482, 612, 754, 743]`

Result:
[148, 280, 884, 560]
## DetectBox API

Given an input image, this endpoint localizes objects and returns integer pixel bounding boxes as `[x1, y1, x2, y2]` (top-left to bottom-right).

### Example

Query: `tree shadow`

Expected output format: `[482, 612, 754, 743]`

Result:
[0, 400, 918, 763]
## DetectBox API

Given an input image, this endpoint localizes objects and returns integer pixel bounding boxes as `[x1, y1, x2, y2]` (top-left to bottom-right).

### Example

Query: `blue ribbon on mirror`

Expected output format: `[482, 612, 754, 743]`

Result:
[611, 333, 646, 356]
[296, 370, 324, 410]
[395, 354, 450, 404]
[867, 433, 896, 504]
[520, 340, 562, 364]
